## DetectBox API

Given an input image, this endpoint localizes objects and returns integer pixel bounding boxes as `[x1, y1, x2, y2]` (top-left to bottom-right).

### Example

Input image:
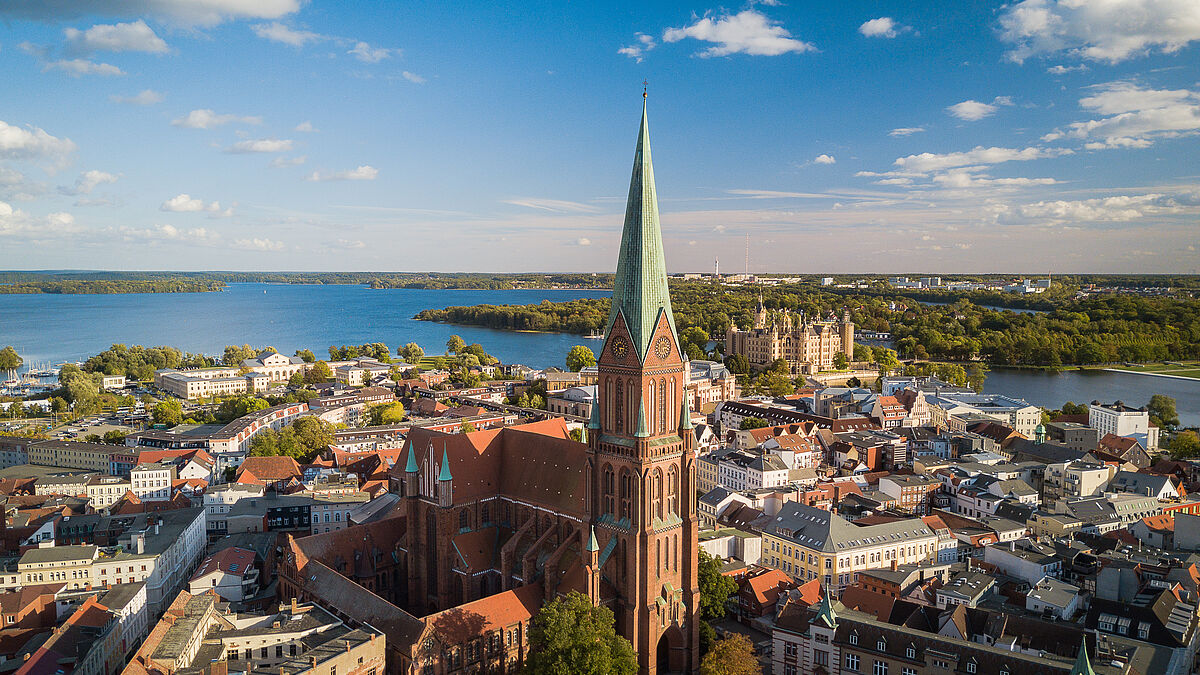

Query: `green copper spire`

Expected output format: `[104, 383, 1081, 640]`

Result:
[586, 526, 599, 552]
[404, 442, 418, 473]
[607, 95, 677, 362]
[437, 446, 452, 482]
[588, 396, 601, 430]
[1070, 637, 1095, 675]
[679, 389, 693, 431]
[635, 399, 650, 438]
[813, 585, 838, 628]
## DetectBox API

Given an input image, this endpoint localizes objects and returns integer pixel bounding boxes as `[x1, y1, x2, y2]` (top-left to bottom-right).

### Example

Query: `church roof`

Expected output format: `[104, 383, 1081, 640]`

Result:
[607, 96, 676, 362]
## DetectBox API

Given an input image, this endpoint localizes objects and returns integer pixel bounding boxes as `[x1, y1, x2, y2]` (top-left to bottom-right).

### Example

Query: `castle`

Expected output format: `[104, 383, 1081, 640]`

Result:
[724, 297, 854, 375]
[280, 96, 700, 674]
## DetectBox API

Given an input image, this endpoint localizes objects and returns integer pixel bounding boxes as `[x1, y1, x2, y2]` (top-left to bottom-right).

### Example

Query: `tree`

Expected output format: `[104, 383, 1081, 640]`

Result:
[566, 345, 597, 372]
[460, 421, 476, 434]
[833, 352, 849, 370]
[1148, 394, 1180, 429]
[698, 550, 737, 621]
[288, 371, 305, 388]
[446, 335, 466, 355]
[295, 349, 316, 363]
[1060, 401, 1088, 416]
[1168, 431, 1200, 458]
[569, 428, 584, 442]
[152, 398, 183, 427]
[400, 342, 425, 364]
[102, 430, 127, 444]
[740, 417, 769, 431]
[525, 591, 637, 675]
[222, 344, 258, 366]
[873, 347, 900, 375]
[853, 343, 872, 362]
[368, 402, 406, 426]
[304, 361, 333, 384]
[0, 346, 22, 373]
[700, 634, 758, 675]
[724, 354, 749, 374]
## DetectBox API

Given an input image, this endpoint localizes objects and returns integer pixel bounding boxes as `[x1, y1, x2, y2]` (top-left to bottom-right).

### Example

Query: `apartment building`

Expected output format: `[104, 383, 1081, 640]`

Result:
[87, 475, 134, 510]
[877, 475, 942, 515]
[928, 393, 1041, 437]
[131, 461, 176, 501]
[204, 482, 266, 536]
[28, 440, 117, 472]
[761, 503, 938, 592]
[1088, 401, 1160, 452]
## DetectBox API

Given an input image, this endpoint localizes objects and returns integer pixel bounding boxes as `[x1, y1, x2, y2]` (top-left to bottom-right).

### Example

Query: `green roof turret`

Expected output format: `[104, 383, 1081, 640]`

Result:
[437, 446, 452, 482]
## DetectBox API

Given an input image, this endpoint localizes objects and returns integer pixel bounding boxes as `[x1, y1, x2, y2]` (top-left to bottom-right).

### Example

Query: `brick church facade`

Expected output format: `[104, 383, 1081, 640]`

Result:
[280, 96, 700, 674]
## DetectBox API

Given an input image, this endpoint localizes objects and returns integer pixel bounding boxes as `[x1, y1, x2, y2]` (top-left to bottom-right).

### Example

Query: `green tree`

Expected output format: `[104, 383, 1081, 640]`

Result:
[724, 354, 749, 374]
[569, 428, 584, 442]
[249, 429, 281, 456]
[698, 550, 737, 621]
[223, 344, 258, 366]
[1060, 401, 1088, 416]
[304, 361, 333, 384]
[400, 342, 425, 364]
[102, 430, 127, 444]
[152, 398, 184, 427]
[1168, 431, 1200, 458]
[833, 352, 849, 370]
[525, 591, 637, 675]
[739, 417, 769, 431]
[874, 347, 900, 375]
[446, 335, 466, 355]
[566, 345, 597, 372]
[49, 397, 69, 414]
[84, 433, 102, 443]
[700, 634, 758, 675]
[1148, 394, 1180, 429]
[295, 349, 316, 363]
[0, 346, 23, 373]
[460, 421, 477, 433]
[368, 402, 406, 426]
[288, 371, 305, 388]
[853, 344, 872, 362]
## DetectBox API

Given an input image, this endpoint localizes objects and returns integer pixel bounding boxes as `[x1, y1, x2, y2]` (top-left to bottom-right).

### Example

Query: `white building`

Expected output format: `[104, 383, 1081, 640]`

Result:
[86, 475, 133, 510]
[187, 547, 259, 602]
[204, 483, 266, 537]
[131, 461, 175, 501]
[928, 393, 1041, 437]
[1089, 401, 1160, 452]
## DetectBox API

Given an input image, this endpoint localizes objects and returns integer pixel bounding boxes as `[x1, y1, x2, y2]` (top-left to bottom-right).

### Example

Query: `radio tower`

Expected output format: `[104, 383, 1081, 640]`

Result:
[714, 256, 719, 278]
[744, 234, 749, 276]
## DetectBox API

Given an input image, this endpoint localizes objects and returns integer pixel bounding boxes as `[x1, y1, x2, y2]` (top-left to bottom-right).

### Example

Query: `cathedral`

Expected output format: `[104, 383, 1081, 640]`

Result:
[724, 297, 855, 375]
[280, 96, 700, 674]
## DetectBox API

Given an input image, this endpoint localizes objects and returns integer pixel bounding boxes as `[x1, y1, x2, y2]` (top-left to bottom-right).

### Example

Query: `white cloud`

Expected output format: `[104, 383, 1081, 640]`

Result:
[160, 193, 232, 216]
[663, 10, 816, 57]
[931, 169, 1058, 188]
[347, 41, 396, 63]
[0, 0, 302, 28]
[889, 127, 925, 137]
[503, 198, 599, 213]
[1042, 81, 1200, 148]
[61, 170, 118, 195]
[44, 58, 124, 77]
[294, 121, 316, 132]
[576, 237, 592, 246]
[1018, 193, 1189, 223]
[235, 237, 285, 251]
[122, 223, 219, 244]
[401, 71, 426, 84]
[946, 96, 1014, 121]
[64, 20, 167, 54]
[894, 145, 1072, 172]
[251, 22, 323, 47]
[0, 120, 77, 160]
[1046, 63, 1087, 74]
[172, 109, 261, 129]
[859, 17, 907, 39]
[110, 89, 163, 105]
[335, 238, 365, 249]
[305, 165, 378, 181]
[226, 139, 292, 153]
[813, 154, 836, 165]
[998, 0, 1200, 64]
[269, 155, 306, 168]
[619, 33, 657, 62]
[0, 201, 82, 238]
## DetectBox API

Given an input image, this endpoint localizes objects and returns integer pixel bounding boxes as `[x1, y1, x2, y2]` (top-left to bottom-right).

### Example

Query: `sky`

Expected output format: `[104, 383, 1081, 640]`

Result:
[0, 1, 1198, 274]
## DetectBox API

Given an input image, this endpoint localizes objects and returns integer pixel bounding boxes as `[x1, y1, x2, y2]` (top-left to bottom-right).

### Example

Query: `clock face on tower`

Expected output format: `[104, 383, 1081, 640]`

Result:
[610, 336, 629, 359]
[654, 335, 672, 359]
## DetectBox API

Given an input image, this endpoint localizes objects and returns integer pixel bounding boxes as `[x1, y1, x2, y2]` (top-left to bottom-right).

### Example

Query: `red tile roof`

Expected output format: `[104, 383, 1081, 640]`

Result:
[192, 546, 257, 579]
[1141, 514, 1175, 532]
[425, 583, 544, 645]
[237, 456, 301, 482]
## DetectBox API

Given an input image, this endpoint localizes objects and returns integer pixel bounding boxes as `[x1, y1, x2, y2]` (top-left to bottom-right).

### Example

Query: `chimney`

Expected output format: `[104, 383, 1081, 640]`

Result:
[891, 560, 898, 571]
[310, 657, 317, 670]
[344, 640, 350, 653]
[290, 598, 298, 613]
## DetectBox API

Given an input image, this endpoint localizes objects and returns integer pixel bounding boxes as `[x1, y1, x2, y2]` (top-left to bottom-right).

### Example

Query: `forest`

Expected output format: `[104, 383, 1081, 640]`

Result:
[0, 279, 224, 294]
[414, 280, 1200, 368]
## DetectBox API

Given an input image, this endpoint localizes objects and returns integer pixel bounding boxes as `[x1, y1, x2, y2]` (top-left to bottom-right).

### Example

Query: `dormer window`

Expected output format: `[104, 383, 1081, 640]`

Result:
[849, 632, 858, 646]
[966, 660, 977, 674]
[906, 645, 916, 659]
[877, 638, 887, 651]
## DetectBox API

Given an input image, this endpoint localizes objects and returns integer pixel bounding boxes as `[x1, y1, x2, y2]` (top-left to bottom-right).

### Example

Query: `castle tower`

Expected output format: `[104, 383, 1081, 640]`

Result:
[589, 94, 700, 674]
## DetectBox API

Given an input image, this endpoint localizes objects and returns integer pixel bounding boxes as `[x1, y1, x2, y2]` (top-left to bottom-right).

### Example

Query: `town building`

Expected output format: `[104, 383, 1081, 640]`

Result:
[928, 393, 1041, 437]
[187, 547, 259, 602]
[131, 461, 176, 501]
[1088, 401, 1159, 452]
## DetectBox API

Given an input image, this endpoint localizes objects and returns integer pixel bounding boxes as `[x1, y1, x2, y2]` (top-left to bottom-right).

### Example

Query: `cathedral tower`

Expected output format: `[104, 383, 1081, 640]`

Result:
[588, 94, 700, 674]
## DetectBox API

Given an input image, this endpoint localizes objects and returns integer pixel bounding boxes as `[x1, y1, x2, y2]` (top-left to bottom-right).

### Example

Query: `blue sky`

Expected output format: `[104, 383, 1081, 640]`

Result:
[1, 1, 1198, 273]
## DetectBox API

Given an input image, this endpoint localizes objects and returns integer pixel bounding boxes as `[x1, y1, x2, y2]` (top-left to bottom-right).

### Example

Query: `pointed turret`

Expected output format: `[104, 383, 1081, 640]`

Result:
[437, 446, 452, 482]
[813, 585, 838, 629]
[586, 526, 599, 552]
[635, 400, 649, 438]
[404, 442, 418, 474]
[588, 397, 601, 430]
[1070, 636, 1095, 675]
[607, 96, 676, 362]
[403, 441, 419, 497]
[679, 389, 693, 431]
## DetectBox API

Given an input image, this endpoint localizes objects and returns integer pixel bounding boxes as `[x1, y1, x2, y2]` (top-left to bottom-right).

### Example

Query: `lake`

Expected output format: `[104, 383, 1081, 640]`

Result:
[0, 283, 608, 371]
[985, 368, 1200, 428]
[1, 283, 1196, 426]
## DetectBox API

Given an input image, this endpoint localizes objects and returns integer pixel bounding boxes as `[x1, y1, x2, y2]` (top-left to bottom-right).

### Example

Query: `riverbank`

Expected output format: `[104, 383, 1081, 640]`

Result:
[1103, 367, 1200, 382]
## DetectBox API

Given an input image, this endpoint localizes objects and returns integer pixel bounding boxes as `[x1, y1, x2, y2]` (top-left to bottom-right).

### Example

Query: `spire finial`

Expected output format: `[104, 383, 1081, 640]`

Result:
[643, 80, 648, 98]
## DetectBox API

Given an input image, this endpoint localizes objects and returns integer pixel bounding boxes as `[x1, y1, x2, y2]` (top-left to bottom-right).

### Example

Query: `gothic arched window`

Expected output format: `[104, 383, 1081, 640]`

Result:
[651, 469, 663, 520]
[602, 465, 615, 515]
[667, 466, 678, 516]
[647, 381, 655, 434]
[614, 378, 624, 433]
[659, 378, 667, 434]
[619, 469, 633, 521]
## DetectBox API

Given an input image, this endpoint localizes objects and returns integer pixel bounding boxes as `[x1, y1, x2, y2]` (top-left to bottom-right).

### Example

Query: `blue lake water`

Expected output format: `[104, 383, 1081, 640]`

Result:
[0, 283, 608, 370]
[0, 283, 1196, 426]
